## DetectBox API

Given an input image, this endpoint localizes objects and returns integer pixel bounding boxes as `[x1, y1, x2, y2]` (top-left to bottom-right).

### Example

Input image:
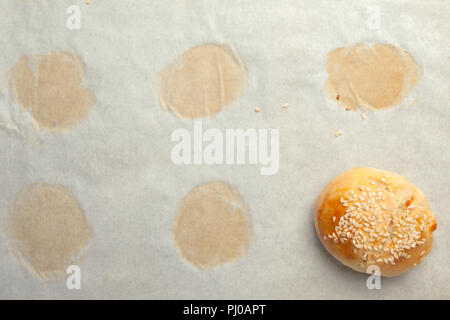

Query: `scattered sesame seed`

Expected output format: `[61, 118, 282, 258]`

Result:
[334, 130, 343, 138]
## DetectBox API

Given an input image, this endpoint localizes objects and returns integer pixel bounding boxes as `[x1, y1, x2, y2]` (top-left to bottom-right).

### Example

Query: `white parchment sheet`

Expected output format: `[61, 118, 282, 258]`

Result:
[0, 0, 449, 299]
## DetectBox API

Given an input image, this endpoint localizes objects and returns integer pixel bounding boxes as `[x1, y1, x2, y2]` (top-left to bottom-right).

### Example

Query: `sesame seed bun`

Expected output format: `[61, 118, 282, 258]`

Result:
[314, 167, 437, 277]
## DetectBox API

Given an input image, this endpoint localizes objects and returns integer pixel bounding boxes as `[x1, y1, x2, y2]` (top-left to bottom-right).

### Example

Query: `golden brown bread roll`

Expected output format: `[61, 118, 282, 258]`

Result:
[314, 167, 437, 277]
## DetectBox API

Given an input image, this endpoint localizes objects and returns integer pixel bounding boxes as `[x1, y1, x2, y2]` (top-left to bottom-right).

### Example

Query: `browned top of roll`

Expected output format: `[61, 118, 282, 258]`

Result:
[314, 167, 437, 277]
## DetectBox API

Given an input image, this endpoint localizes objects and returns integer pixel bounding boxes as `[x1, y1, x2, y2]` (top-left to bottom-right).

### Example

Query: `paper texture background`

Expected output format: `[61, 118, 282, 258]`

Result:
[0, 0, 449, 299]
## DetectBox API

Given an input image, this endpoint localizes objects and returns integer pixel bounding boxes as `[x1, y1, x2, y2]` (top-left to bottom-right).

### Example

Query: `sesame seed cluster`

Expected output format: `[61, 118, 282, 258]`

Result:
[324, 175, 430, 266]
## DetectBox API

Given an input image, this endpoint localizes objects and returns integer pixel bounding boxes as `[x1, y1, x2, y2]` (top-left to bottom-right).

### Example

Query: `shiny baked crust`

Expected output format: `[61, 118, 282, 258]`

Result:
[314, 167, 437, 277]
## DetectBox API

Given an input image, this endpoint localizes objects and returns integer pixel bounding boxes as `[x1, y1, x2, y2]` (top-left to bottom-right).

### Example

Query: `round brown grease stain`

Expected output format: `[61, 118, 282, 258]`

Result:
[157, 44, 248, 119]
[173, 181, 249, 270]
[8, 51, 95, 132]
[325, 43, 420, 111]
[5, 183, 93, 280]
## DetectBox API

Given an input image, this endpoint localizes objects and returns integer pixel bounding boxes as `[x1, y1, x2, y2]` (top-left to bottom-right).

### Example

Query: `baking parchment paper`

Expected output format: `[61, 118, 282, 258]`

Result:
[0, 0, 449, 299]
